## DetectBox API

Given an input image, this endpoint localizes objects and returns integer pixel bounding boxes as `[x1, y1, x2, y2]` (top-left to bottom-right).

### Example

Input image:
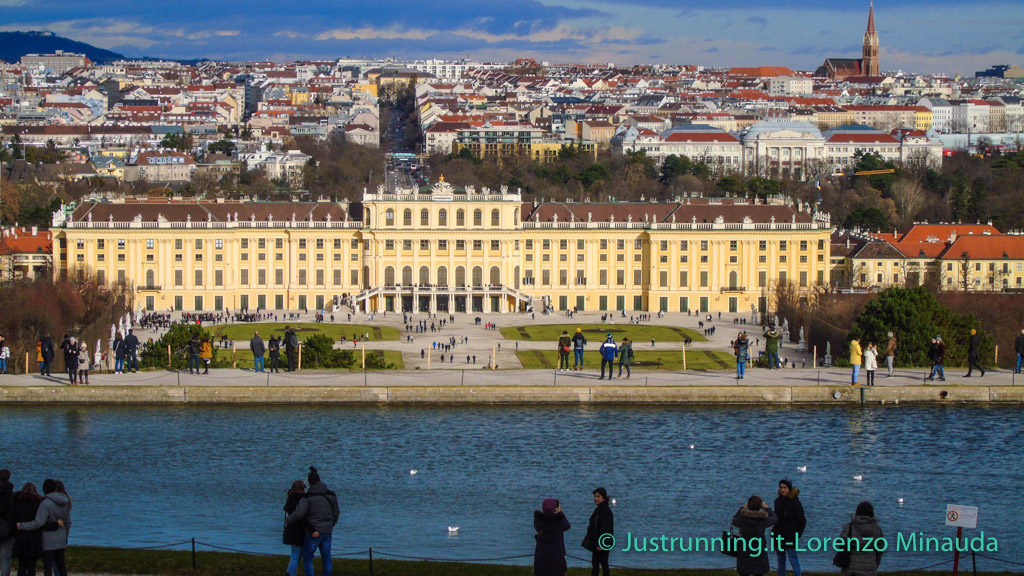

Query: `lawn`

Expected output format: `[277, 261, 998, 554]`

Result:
[501, 323, 704, 343]
[207, 322, 399, 341]
[207, 348, 404, 370]
[60, 546, 996, 576]
[515, 349, 733, 371]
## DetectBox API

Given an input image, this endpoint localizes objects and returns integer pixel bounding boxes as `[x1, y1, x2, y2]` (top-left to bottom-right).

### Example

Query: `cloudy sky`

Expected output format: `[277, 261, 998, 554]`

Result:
[2, 0, 1022, 75]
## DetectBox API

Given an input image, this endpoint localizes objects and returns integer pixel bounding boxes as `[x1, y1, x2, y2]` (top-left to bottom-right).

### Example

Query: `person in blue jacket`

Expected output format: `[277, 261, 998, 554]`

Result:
[599, 334, 617, 380]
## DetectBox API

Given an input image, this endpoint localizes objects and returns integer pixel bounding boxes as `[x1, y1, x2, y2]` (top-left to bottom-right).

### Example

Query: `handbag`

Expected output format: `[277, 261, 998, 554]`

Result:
[721, 527, 740, 557]
[833, 524, 852, 568]
[581, 532, 595, 552]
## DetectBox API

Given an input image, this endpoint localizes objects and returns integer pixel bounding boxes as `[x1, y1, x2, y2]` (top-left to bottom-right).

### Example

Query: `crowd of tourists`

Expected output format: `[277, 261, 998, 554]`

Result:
[31, 330, 142, 384]
[0, 470, 72, 576]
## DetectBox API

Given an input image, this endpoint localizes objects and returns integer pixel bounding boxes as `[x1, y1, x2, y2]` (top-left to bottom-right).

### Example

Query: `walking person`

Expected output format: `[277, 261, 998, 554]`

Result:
[533, 498, 570, 576]
[112, 332, 125, 374]
[965, 329, 985, 377]
[0, 470, 13, 576]
[617, 338, 634, 380]
[39, 335, 54, 377]
[77, 341, 90, 385]
[0, 340, 9, 375]
[557, 331, 572, 372]
[282, 480, 306, 576]
[16, 479, 71, 576]
[849, 337, 862, 385]
[199, 336, 212, 374]
[771, 480, 805, 576]
[731, 495, 776, 576]
[62, 337, 78, 385]
[268, 334, 281, 373]
[734, 332, 749, 380]
[927, 336, 946, 381]
[187, 335, 201, 374]
[863, 342, 877, 387]
[582, 488, 613, 576]
[285, 467, 339, 576]
[250, 331, 266, 372]
[598, 335, 617, 380]
[883, 332, 897, 377]
[10, 482, 42, 576]
[1015, 328, 1024, 374]
[572, 328, 587, 371]
[838, 502, 884, 576]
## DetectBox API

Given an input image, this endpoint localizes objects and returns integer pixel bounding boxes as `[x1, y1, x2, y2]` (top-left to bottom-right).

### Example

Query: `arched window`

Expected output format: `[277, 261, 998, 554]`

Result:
[438, 209, 448, 227]
[402, 266, 413, 285]
[472, 266, 483, 287]
[385, 266, 395, 286]
[729, 271, 738, 289]
[489, 266, 501, 286]
[455, 266, 466, 287]
[146, 269, 155, 287]
[514, 266, 520, 289]
[456, 209, 465, 226]
[491, 209, 500, 227]
[420, 208, 429, 226]
[419, 266, 430, 285]
[385, 209, 395, 225]
[437, 266, 448, 287]
[473, 209, 482, 227]
[403, 209, 412, 227]
[513, 207, 519, 224]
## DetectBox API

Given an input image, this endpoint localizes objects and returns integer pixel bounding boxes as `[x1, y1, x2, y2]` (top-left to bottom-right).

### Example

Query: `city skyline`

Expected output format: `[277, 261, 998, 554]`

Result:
[1, 0, 1022, 75]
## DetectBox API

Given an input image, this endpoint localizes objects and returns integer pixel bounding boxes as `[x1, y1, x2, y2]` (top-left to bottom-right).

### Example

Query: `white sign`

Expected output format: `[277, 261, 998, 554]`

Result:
[945, 504, 979, 529]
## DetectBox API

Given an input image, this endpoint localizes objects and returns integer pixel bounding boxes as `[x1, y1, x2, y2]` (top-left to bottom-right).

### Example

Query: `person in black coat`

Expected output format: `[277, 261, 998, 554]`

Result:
[583, 487, 614, 576]
[771, 479, 806, 576]
[39, 336, 54, 377]
[965, 329, 985, 377]
[731, 495, 776, 576]
[283, 480, 306, 576]
[0, 469, 13, 576]
[534, 498, 570, 576]
[267, 336, 281, 373]
[11, 483, 43, 576]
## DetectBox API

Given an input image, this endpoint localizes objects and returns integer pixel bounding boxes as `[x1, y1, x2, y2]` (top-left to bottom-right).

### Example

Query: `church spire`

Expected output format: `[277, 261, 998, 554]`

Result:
[867, 1, 876, 35]
[862, 1, 879, 76]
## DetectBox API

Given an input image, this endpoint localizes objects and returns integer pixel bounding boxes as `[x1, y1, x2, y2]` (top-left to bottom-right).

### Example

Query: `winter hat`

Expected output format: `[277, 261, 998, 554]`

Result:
[606, 333, 613, 340]
[542, 498, 558, 513]
[855, 501, 875, 517]
[576, 328, 582, 333]
[970, 329, 977, 335]
[42, 479, 57, 494]
[561, 330, 568, 335]
[307, 466, 321, 485]
[779, 478, 793, 491]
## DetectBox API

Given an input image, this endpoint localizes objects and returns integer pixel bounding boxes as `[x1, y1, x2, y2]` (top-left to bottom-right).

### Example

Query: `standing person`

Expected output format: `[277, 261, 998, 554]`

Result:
[965, 329, 985, 377]
[187, 335, 201, 374]
[557, 331, 572, 372]
[0, 470, 13, 576]
[284, 327, 298, 372]
[863, 342, 877, 387]
[883, 332, 897, 378]
[112, 332, 125, 374]
[838, 502, 884, 576]
[771, 480, 806, 576]
[282, 480, 306, 576]
[268, 334, 281, 373]
[763, 326, 781, 369]
[598, 335, 617, 380]
[250, 331, 266, 372]
[123, 329, 140, 373]
[734, 332, 749, 380]
[0, 340, 9, 375]
[927, 336, 946, 381]
[1015, 328, 1024, 374]
[62, 337, 78, 385]
[731, 495, 776, 576]
[617, 337, 634, 380]
[16, 479, 70, 576]
[533, 498, 570, 576]
[199, 336, 213, 375]
[582, 488, 613, 576]
[572, 328, 587, 371]
[849, 338, 862, 385]
[77, 341, 90, 385]
[10, 482, 42, 576]
[285, 467, 339, 576]
[39, 335, 54, 377]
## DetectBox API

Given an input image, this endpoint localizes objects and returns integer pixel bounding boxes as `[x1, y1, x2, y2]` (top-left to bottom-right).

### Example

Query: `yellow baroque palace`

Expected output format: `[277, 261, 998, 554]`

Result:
[51, 180, 832, 315]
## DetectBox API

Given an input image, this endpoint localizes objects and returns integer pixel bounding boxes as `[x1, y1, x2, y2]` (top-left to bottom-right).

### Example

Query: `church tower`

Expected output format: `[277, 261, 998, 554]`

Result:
[862, 1, 879, 76]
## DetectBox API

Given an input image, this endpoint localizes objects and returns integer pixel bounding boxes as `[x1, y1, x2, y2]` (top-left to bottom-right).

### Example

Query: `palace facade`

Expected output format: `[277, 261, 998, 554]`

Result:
[51, 181, 833, 315]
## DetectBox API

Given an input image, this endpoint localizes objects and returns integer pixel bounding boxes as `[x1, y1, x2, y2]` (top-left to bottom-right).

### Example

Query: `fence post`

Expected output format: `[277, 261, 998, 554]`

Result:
[191, 538, 196, 569]
[232, 342, 236, 369]
[297, 344, 302, 371]
[682, 342, 687, 371]
[813, 345, 818, 369]
[368, 547, 374, 576]
[167, 344, 171, 369]
[361, 342, 366, 370]
[994, 345, 998, 365]
[24, 352, 29, 375]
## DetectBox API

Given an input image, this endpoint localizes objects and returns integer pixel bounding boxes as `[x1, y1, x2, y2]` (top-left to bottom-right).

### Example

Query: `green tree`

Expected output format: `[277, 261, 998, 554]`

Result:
[300, 334, 356, 369]
[208, 139, 235, 155]
[849, 286, 991, 368]
[746, 177, 783, 199]
[844, 206, 888, 231]
[160, 132, 192, 151]
[140, 323, 214, 370]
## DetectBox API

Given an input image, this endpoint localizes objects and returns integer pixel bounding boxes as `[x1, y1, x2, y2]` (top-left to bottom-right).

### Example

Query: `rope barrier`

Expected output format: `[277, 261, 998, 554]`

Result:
[883, 557, 953, 572]
[974, 551, 1024, 567]
[193, 540, 279, 556]
[374, 550, 533, 563]
[121, 539, 194, 550]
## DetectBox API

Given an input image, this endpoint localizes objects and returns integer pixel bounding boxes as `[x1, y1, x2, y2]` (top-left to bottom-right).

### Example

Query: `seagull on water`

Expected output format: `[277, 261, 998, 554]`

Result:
[410, 469, 418, 476]
[853, 475, 863, 481]
[897, 498, 904, 505]
[448, 526, 460, 535]
[689, 444, 695, 450]
[610, 498, 617, 506]
[797, 466, 807, 472]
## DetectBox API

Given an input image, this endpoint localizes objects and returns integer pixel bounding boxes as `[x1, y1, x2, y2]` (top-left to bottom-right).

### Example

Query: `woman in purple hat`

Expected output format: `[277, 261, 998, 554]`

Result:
[534, 498, 570, 576]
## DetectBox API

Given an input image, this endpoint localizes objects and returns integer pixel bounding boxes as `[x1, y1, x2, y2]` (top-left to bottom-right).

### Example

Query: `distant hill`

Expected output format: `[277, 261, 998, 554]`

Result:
[0, 31, 127, 65]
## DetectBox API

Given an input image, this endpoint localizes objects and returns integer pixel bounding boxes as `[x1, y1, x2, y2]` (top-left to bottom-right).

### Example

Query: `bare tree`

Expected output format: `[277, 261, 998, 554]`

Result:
[959, 252, 972, 293]
[889, 175, 926, 228]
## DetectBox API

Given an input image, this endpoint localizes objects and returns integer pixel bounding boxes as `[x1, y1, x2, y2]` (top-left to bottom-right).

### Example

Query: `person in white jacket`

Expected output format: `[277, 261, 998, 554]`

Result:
[863, 342, 878, 386]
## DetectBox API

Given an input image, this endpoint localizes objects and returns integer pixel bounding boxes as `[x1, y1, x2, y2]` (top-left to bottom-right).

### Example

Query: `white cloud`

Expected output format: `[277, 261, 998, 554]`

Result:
[311, 23, 646, 46]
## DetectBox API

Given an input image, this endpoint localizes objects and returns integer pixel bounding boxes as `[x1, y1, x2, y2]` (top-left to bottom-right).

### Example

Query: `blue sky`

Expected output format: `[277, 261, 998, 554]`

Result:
[1, 0, 1022, 74]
